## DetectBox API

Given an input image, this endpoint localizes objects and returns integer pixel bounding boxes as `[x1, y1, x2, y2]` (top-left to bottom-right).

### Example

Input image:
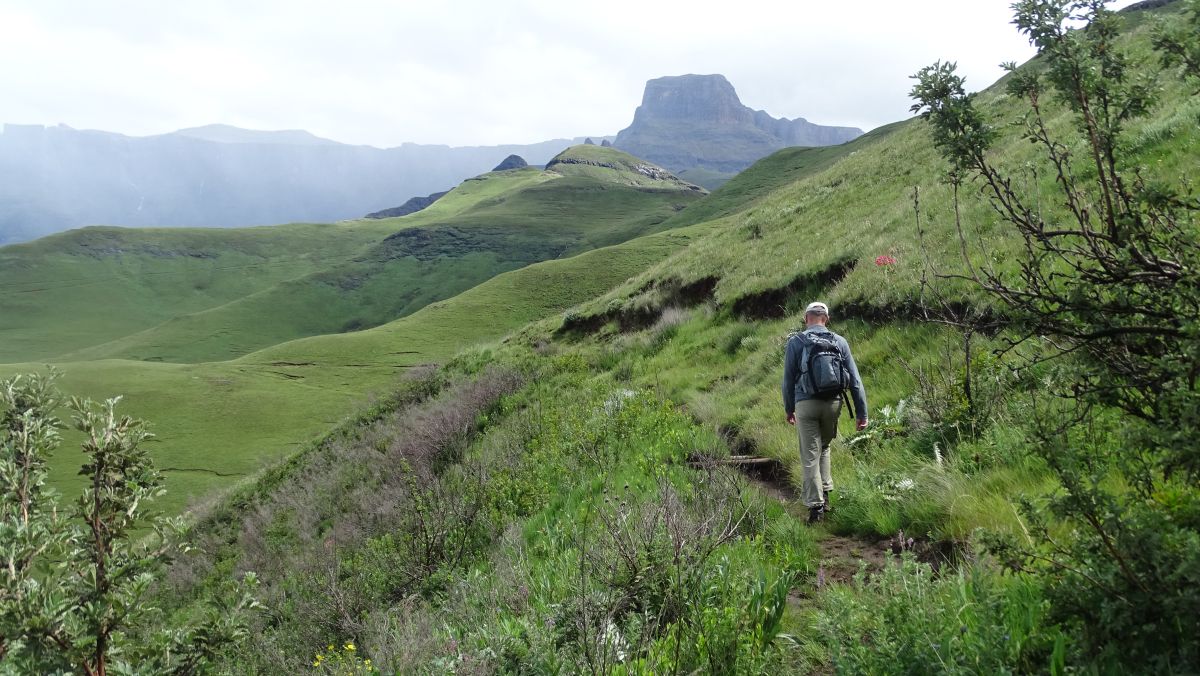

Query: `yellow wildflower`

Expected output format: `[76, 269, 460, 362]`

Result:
[345, 642, 355, 651]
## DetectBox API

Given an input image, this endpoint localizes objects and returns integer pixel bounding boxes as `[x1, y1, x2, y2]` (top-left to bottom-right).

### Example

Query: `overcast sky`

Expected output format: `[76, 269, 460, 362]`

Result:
[0, 0, 1139, 148]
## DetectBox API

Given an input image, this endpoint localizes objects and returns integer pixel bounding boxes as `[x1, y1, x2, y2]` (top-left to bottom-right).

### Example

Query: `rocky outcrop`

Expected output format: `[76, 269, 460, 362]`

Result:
[492, 154, 528, 171]
[547, 156, 673, 181]
[614, 74, 862, 174]
[364, 191, 449, 219]
[600, 139, 613, 147]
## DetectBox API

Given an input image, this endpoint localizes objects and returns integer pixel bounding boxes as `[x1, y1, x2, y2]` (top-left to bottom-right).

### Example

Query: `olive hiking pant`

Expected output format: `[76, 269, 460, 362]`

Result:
[795, 398, 841, 508]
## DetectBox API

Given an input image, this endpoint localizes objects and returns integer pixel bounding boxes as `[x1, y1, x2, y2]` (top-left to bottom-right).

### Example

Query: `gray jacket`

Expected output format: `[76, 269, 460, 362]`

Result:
[782, 325, 868, 420]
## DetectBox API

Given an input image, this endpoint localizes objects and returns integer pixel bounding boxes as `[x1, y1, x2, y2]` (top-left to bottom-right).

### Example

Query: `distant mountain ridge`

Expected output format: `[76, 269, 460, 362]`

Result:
[1, 74, 859, 243]
[171, 124, 342, 146]
[614, 74, 862, 176]
[0, 124, 609, 244]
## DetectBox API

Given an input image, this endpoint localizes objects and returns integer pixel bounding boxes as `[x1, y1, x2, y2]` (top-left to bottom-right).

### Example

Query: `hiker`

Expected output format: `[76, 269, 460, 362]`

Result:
[782, 301, 868, 524]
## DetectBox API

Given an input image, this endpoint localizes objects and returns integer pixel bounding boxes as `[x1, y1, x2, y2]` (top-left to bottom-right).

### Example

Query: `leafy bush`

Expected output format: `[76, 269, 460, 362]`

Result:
[911, 1, 1200, 668]
[0, 372, 259, 674]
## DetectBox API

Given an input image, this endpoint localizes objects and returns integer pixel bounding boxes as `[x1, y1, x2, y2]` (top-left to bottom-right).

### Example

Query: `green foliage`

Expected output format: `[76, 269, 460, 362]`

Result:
[0, 372, 259, 674]
[911, 0, 1200, 669]
[820, 555, 1060, 675]
[312, 642, 377, 674]
[908, 60, 997, 173]
[1152, 0, 1200, 80]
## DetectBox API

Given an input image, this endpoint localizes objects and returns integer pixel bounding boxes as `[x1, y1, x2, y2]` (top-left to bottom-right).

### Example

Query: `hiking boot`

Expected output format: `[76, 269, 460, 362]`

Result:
[807, 505, 825, 525]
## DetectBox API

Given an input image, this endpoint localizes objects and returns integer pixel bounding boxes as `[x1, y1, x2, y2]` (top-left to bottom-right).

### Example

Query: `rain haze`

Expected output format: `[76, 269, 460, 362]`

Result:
[0, 0, 1142, 147]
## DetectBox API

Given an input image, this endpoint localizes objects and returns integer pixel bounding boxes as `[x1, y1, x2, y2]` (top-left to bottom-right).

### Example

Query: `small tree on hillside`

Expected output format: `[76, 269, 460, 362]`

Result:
[910, 0, 1199, 670]
[0, 372, 260, 674]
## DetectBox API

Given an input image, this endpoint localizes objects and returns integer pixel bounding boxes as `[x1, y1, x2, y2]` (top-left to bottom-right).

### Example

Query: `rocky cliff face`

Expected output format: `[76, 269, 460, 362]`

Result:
[613, 74, 862, 174]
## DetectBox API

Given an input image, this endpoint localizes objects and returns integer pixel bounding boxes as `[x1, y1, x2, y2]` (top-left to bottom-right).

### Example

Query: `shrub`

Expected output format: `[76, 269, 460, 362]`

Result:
[911, 2, 1200, 667]
[0, 372, 259, 674]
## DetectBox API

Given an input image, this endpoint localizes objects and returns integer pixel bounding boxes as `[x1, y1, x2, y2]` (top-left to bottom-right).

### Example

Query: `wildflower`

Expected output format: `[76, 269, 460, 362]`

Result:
[345, 642, 355, 651]
[874, 254, 897, 266]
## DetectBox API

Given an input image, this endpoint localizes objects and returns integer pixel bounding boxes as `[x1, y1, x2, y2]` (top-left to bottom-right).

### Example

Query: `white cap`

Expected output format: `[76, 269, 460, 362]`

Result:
[804, 301, 830, 316]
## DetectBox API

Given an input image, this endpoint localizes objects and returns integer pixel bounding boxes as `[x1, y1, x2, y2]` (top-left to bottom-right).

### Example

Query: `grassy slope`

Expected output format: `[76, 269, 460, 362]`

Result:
[53, 152, 703, 364]
[518, 3, 1198, 535]
[661, 121, 905, 231]
[0, 222, 389, 362]
[1, 221, 714, 516]
[0, 168, 554, 364]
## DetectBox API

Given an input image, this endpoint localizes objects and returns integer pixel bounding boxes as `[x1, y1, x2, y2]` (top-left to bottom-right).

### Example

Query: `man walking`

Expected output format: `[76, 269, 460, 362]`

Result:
[782, 301, 868, 524]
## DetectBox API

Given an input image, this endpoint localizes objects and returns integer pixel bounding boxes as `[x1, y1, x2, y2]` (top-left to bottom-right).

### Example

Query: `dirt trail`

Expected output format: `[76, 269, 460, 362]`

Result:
[707, 454, 890, 585]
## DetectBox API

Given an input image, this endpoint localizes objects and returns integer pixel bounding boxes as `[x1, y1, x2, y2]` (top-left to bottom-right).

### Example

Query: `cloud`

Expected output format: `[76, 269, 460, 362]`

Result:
[0, 0, 1141, 147]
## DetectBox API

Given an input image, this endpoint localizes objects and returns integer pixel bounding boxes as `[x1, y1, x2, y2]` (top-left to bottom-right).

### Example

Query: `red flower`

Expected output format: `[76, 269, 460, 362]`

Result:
[875, 255, 897, 266]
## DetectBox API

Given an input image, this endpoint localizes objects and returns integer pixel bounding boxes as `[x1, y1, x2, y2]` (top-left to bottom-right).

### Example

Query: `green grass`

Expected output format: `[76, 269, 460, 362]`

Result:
[0, 222, 392, 362]
[1, 222, 715, 515]
[0, 167, 552, 364]
[662, 122, 904, 231]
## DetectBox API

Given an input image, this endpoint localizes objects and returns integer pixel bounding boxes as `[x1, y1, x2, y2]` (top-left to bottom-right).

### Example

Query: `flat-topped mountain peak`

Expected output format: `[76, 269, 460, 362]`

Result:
[614, 74, 863, 178]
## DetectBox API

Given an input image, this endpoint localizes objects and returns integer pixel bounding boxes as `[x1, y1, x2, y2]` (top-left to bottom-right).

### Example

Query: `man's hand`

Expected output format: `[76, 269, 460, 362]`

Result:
[856, 418, 869, 431]
[787, 412, 796, 426]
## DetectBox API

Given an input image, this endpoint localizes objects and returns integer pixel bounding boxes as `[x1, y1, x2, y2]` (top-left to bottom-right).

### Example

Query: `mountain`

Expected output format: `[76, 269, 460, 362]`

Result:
[170, 124, 342, 146]
[613, 74, 863, 179]
[0, 124, 606, 244]
[492, 154, 529, 171]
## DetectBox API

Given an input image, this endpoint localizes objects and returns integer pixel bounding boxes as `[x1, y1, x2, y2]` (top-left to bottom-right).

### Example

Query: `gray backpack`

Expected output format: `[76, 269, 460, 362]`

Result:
[803, 332, 848, 400]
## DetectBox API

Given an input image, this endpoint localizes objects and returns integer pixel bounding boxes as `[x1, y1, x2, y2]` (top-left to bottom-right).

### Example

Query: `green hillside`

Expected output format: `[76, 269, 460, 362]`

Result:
[4, 148, 703, 365]
[2, 223, 712, 515]
[0, 167, 549, 363]
[662, 121, 905, 230]
[0, 222, 386, 362]
[132, 3, 1195, 673]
